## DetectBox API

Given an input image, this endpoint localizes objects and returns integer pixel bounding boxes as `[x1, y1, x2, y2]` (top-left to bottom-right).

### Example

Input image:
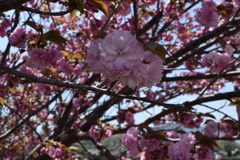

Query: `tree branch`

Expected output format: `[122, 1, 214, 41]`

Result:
[0, 0, 29, 12]
[165, 17, 240, 65]
[0, 92, 62, 141]
[90, 139, 117, 160]
[0, 63, 181, 108]
[20, 6, 74, 15]
[136, 11, 163, 36]
[138, 89, 240, 127]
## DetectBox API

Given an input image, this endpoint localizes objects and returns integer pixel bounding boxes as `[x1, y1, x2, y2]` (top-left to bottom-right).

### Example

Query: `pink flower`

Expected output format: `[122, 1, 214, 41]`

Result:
[56, 58, 73, 75]
[117, 157, 132, 160]
[166, 131, 178, 139]
[122, 127, 139, 150]
[224, 45, 233, 55]
[87, 31, 144, 88]
[127, 148, 140, 158]
[204, 121, 218, 137]
[40, 147, 47, 154]
[168, 133, 196, 160]
[168, 142, 192, 160]
[125, 111, 135, 125]
[87, 39, 105, 73]
[202, 51, 231, 72]
[117, 111, 126, 124]
[139, 51, 164, 88]
[117, 1, 130, 16]
[219, 122, 238, 137]
[177, 25, 186, 33]
[24, 48, 62, 70]
[192, 145, 213, 160]
[101, 128, 113, 139]
[233, 0, 240, 7]
[163, 2, 176, 16]
[99, 30, 143, 76]
[179, 132, 196, 149]
[0, 19, 11, 37]
[9, 26, 27, 48]
[139, 138, 160, 152]
[68, 156, 78, 160]
[194, 0, 219, 27]
[88, 126, 101, 140]
[87, 31, 164, 89]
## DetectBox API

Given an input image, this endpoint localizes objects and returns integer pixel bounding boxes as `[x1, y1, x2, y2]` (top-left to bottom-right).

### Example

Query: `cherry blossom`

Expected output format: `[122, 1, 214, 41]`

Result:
[9, 26, 27, 48]
[87, 30, 163, 89]
[195, 0, 219, 27]
[23, 48, 62, 70]
[204, 121, 218, 137]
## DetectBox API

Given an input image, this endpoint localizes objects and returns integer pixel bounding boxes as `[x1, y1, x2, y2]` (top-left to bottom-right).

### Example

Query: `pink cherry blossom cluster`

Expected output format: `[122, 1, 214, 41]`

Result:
[117, 111, 135, 125]
[40, 144, 77, 160]
[168, 133, 213, 160]
[192, 145, 213, 160]
[204, 120, 218, 137]
[195, 0, 219, 27]
[122, 127, 165, 159]
[165, 112, 203, 129]
[87, 30, 164, 89]
[122, 127, 213, 159]
[23, 48, 62, 70]
[219, 122, 238, 137]
[0, 19, 11, 37]
[88, 125, 113, 140]
[202, 45, 233, 72]
[9, 26, 28, 48]
[204, 120, 238, 137]
[168, 133, 196, 160]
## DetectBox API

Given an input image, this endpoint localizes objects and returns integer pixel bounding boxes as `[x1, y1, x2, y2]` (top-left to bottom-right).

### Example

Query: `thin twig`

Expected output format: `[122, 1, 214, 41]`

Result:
[20, 6, 74, 16]
[78, 141, 97, 159]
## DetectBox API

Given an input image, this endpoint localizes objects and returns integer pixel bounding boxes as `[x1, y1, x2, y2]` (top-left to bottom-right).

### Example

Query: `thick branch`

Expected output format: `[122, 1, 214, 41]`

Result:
[91, 139, 117, 160]
[80, 86, 134, 132]
[0, 0, 29, 12]
[136, 11, 163, 36]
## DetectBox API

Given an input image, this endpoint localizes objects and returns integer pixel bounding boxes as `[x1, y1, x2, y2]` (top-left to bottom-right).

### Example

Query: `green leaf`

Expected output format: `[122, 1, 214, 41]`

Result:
[0, 97, 4, 106]
[76, 2, 84, 14]
[87, 0, 109, 17]
[195, 131, 221, 150]
[44, 30, 67, 46]
[70, 9, 79, 18]
[204, 120, 216, 125]
[144, 42, 168, 61]
[198, 113, 216, 119]
[91, 31, 108, 39]
[228, 98, 240, 106]
[71, 54, 83, 59]
[24, 21, 42, 32]
[228, 102, 240, 106]
[76, 32, 83, 37]
[221, 119, 235, 123]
